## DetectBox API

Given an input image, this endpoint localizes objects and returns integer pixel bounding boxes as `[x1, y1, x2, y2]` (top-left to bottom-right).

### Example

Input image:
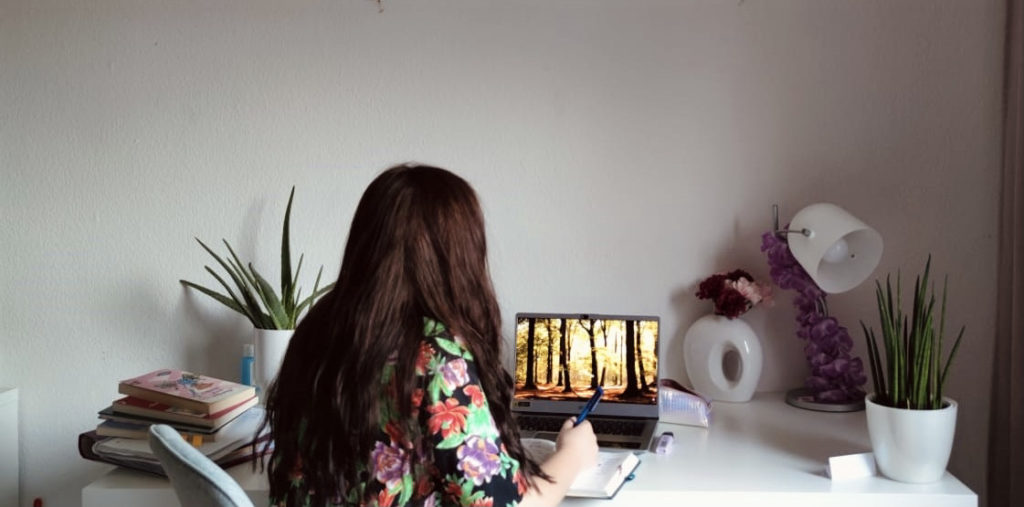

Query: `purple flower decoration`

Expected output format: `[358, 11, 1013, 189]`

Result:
[456, 435, 502, 486]
[370, 440, 409, 490]
[761, 231, 866, 404]
[441, 358, 470, 391]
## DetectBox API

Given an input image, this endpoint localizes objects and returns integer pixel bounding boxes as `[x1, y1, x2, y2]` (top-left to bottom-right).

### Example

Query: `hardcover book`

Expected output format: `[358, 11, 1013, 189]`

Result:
[98, 401, 259, 442]
[118, 369, 256, 414]
[107, 394, 258, 429]
[78, 430, 271, 476]
[95, 420, 224, 443]
[80, 406, 271, 476]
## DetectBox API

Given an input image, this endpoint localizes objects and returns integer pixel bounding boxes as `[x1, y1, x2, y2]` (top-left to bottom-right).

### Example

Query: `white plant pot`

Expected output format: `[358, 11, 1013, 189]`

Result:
[253, 328, 294, 396]
[682, 314, 762, 402]
[865, 393, 958, 483]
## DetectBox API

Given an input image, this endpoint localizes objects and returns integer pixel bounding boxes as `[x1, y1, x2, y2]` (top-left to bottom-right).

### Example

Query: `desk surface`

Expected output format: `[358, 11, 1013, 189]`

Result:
[82, 392, 977, 507]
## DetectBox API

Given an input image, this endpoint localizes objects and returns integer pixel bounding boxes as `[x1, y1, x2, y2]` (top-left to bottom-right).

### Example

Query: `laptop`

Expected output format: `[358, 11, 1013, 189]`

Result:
[511, 312, 660, 451]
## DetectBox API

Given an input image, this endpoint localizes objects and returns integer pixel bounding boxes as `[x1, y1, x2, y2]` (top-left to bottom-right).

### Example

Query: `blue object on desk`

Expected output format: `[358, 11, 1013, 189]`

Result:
[575, 386, 603, 426]
[240, 344, 254, 387]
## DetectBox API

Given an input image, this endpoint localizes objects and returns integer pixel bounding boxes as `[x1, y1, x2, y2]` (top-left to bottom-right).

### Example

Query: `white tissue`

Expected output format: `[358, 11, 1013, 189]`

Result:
[825, 452, 877, 480]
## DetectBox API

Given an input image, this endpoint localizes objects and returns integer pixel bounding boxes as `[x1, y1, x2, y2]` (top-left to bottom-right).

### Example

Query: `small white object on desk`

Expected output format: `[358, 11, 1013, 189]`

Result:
[653, 432, 674, 455]
[826, 452, 877, 480]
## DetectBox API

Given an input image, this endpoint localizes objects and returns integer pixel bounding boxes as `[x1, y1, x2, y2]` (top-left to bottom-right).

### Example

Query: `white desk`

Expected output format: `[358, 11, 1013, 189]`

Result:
[82, 392, 977, 507]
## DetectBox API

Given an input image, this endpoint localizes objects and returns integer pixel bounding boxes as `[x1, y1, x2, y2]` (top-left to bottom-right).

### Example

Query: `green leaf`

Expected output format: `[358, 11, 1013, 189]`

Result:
[249, 263, 289, 329]
[862, 322, 885, 399]
[281, 186, 296, 311]
[935, 274, 949, 408]
[864, 255, 964, 409]
[190, 238, 268, 327]
[180, 280, 250, 322]
[423, 318, 447, 337]
[200, 266, 259, 324]
[295, 267, 331, 316]
[939, 326, 965, 398]
[397, 474, 414, 505]
[183, 187, 334, 331]
[286, 253, 305, 318]
[220, 240, 271, 326]
[436, 432, 466, 450]
[428, 370, 448, 400]
[434, 337, 466, 358]
[467, 406, 498, 439]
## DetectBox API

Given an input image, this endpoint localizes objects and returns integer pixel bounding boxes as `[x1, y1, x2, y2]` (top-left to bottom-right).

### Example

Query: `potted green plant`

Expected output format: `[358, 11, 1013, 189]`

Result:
[181, 187, 334, 391]
[860, 256, 964, 483]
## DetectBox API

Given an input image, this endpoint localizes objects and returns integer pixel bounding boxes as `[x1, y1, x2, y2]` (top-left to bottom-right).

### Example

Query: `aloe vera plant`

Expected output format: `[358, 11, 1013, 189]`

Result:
[861, 256, 964, 409]
[180, 187, 335, 330]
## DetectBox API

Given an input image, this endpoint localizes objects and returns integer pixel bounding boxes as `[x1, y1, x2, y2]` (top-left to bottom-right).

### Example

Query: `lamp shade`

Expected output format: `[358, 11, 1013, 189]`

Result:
[787, 203, 883, 294]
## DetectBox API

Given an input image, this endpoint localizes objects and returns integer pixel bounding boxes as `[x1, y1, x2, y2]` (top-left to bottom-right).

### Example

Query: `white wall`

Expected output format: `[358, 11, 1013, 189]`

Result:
[1, 0, 1004, 505]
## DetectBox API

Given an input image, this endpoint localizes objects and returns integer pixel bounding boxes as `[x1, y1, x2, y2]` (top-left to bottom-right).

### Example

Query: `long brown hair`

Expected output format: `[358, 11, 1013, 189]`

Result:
[259, 165, 544, 506]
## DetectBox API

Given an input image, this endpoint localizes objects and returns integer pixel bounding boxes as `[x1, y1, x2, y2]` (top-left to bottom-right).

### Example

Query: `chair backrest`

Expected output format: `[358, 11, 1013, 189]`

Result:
[148, 424, 256, 507]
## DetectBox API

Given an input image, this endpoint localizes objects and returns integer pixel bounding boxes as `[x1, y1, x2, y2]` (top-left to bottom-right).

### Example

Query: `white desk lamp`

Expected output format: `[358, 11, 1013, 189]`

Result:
[783, 203, 883, 294]
[768, 203, 883, 411]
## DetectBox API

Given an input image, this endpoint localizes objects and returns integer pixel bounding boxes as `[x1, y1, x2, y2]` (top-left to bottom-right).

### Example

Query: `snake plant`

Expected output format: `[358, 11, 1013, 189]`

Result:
[181, 187, 334, 330]
[861, 256, 964, 410]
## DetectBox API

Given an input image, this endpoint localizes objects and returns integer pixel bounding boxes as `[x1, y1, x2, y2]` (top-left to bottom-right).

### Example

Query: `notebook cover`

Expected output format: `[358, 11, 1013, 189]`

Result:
[118, 369, 256, 414]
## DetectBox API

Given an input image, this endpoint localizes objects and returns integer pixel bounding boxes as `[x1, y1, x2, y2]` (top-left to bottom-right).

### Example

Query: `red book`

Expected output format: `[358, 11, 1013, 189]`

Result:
[109, 394, 258, 429]
[118, 369, 256, 414]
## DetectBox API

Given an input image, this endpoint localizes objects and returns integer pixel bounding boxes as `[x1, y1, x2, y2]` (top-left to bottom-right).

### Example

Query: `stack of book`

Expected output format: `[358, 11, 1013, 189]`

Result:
[96, 368, 259, 444]
[79, 368, 268, 475]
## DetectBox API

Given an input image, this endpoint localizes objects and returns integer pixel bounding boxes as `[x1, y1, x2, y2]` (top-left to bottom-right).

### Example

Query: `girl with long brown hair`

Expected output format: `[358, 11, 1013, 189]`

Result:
[260, 164, 597, 507]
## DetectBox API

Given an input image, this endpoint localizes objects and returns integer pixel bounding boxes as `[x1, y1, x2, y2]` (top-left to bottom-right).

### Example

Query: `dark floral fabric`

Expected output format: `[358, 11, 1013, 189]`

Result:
[277, 319, 526, 507]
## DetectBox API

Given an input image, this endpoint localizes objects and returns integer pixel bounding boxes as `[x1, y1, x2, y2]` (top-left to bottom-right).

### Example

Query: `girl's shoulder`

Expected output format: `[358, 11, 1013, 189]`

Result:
[421, 317, 473, 361]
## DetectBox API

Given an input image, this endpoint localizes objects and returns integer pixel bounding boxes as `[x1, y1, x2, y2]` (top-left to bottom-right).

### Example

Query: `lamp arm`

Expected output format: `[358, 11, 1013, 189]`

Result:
[816, 297, 829, 317]
[772, 204, 812, 239]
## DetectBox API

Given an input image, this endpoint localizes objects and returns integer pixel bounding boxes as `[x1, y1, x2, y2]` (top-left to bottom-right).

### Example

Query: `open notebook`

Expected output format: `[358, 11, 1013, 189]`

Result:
[522, 438, 641, 499]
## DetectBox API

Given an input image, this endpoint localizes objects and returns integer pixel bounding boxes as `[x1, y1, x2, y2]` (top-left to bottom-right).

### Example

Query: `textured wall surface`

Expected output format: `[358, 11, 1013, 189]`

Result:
[0, 0, 1004, 505]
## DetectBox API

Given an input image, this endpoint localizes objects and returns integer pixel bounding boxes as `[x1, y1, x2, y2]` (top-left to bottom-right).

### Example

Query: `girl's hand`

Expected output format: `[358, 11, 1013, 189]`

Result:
[555, 418, 599, 467]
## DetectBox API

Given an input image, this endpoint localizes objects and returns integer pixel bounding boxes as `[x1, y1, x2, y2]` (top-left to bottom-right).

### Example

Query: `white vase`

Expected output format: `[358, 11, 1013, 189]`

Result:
[682, 314, 762, 402]
[865, 393, 958, 483]
[253, 328, 294, 396]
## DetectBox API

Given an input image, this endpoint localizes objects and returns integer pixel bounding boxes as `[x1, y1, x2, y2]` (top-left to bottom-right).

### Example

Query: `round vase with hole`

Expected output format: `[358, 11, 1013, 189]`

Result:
[683, 314, 762, 402]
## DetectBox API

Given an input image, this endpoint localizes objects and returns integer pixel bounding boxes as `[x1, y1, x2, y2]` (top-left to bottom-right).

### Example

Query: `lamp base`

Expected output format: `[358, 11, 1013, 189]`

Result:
[785, 388, 865, 412]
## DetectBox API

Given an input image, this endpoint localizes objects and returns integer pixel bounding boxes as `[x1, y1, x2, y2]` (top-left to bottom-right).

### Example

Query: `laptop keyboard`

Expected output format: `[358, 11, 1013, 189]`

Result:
[518, 415, 647, 437]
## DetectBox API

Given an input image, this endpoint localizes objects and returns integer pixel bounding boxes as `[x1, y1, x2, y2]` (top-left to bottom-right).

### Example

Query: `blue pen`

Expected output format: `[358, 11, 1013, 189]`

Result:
[575, 386, 603, 426]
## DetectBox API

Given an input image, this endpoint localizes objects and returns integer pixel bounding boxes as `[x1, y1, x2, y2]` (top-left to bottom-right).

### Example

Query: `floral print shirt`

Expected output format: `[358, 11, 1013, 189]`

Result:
[279, 319, 526, 507]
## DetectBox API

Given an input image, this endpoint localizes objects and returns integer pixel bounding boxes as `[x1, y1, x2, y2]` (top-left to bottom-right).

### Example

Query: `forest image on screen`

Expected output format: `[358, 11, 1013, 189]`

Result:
[515, 317, 658, 404]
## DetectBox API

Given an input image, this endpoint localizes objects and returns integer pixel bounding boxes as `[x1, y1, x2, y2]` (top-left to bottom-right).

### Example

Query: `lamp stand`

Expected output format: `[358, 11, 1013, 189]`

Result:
[785, 388, 864, 412]
[762, 226, 869, 412]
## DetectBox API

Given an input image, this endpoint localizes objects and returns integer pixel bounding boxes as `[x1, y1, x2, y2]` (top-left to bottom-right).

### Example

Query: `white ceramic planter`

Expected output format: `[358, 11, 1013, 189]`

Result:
[682, 314, 762, 402]
[253, 328, 294, 396]
[865, 393, 958, 483]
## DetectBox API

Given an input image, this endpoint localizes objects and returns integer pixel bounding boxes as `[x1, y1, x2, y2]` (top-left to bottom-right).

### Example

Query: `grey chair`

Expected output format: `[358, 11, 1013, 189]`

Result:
[148, 424, 256, 507]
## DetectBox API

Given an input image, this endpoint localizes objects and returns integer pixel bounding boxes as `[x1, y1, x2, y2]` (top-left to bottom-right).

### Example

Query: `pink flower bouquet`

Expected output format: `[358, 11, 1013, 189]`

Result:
[696, 269, 773, 319]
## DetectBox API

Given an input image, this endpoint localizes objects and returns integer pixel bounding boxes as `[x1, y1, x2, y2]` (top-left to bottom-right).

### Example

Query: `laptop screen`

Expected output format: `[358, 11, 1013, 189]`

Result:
[513, 313, 659, 411]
